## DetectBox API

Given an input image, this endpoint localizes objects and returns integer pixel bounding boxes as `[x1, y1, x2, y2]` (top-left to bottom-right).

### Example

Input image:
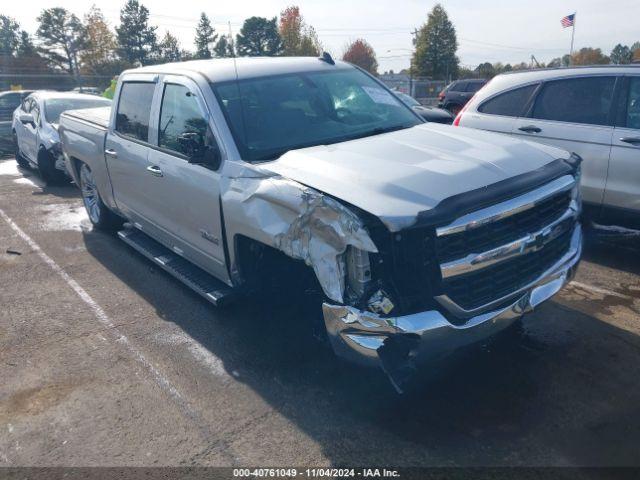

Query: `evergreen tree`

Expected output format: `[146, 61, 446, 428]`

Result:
[236, 17, 282, 57]
[411, 4, 459, 80]
[36, 8, 87, 76]
[194, 13, 217, 59]
[0, 15, 20, 56]
[632, 42, 640, 62]
[610, 44, 632, 64]
[116, 0, 157, 66]
[16, 31, 37, 57]
[213, 34, 234, 58]
[159, 31, 182, 62]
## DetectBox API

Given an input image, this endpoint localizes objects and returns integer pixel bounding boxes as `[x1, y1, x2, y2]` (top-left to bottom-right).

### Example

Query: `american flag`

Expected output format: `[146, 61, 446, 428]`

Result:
[561, 13, 575, 28]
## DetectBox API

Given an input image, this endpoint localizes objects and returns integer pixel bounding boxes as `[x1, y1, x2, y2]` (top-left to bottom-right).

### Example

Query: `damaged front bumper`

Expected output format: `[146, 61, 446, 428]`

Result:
[323, 224, 582, 385]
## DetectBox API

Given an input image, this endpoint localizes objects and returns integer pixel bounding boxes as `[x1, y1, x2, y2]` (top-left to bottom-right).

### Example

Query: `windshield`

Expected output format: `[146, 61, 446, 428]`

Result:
[212, 68, 422, 161]
[397, 92, 420, 107]
[44, 97, 111, 124]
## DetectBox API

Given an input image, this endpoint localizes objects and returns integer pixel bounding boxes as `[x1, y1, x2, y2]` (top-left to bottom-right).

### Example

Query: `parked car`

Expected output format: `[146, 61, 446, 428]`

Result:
[438, 79, 487, 114]
[12, 91, 111, 183]
[455, 65, 640, 230]
[0, 90, 33, 147]
[72, 86, 101, 96]
[59, 57, 582, 390]
[395, 91, 453, 124]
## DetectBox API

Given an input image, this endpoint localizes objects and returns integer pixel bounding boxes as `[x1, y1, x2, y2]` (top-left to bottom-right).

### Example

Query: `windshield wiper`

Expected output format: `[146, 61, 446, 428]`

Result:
[338, 123, 413, 143]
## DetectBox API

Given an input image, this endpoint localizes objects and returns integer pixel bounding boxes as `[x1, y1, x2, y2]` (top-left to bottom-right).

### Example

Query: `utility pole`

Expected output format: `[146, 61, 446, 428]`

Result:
[531, 55, 541, 68]
[409, 28, 419, 96]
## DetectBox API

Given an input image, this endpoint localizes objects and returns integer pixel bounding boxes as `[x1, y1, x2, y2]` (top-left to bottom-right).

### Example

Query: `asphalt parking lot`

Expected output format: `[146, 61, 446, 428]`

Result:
[1, 155, 639, 467]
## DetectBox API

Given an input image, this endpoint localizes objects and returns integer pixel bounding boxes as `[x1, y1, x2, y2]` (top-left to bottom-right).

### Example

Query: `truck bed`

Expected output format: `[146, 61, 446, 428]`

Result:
[61, 106, 111, 129]
[59, 106, 110, 189]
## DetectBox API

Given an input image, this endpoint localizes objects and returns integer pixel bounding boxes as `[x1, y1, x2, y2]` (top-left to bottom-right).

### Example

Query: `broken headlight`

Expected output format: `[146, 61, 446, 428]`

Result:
[345, 246, 372, 300]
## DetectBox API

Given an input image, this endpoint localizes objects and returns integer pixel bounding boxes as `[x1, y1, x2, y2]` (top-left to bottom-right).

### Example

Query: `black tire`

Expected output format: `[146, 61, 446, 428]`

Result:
[13, 132, 30, 169]
[78, 162, 123, 231]
[37, 147, 67, 185]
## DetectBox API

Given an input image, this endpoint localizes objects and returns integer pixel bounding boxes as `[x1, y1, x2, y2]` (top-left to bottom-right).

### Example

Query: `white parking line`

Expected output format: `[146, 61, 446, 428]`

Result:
[0, 206, 211, 436]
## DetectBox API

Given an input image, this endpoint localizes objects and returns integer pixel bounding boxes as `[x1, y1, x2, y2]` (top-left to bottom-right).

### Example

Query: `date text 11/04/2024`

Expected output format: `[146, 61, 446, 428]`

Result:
[232, 468, 400, 478]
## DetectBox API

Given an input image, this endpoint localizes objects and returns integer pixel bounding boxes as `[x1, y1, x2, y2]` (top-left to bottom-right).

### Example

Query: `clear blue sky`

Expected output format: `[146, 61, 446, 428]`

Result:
[5, 0, 639, 71]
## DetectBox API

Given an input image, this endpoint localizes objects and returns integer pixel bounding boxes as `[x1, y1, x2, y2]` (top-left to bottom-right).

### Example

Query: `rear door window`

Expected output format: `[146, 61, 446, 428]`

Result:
[531, 76, 616, 126]
[465, 82, 484, 93]
[625, 77, 640, 130]
[115, 82, 155, 142]
[478, 84, 538, 117]
[451, 81, 466, 92]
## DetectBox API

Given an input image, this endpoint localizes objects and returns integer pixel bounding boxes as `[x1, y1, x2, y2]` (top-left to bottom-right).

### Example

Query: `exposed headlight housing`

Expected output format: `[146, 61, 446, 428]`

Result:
[345, 246, 372, 300]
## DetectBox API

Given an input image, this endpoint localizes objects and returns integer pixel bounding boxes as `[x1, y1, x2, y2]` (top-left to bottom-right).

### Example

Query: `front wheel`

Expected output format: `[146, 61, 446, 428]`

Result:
[37, 147, 67, 185]
[79, 162, 123, 231]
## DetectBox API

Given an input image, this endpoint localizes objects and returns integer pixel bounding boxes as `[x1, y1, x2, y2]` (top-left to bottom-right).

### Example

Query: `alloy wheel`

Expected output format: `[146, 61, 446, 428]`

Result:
[80, 164, 101, 224]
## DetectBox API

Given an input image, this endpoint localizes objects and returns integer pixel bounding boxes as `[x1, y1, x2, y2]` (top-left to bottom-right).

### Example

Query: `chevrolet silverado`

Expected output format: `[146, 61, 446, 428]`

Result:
[59, 56, 583, 390]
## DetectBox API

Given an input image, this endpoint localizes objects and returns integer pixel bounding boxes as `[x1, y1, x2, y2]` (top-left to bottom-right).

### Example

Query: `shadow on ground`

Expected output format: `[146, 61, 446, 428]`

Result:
[81, 227, 640, 466]
[582, 228, 640, 276]
[1, 157, 79, 199]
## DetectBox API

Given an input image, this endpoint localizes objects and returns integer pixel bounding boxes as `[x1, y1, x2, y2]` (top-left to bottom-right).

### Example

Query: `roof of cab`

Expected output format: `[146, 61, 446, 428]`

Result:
[124, 56, 353, 83]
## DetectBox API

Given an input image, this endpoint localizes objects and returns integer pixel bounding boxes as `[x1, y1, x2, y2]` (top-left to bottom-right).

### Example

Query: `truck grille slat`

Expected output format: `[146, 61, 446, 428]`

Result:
[442, 229, 572, 310]
[436, 190, 571, 263]
[433, 177, 577, 315]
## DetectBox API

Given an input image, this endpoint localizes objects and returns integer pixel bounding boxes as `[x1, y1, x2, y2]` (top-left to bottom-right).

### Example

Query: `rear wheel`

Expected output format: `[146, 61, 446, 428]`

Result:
[79, 162, 123, 231]
[13, 132, 30, 169]
[37, 147, 67, 185]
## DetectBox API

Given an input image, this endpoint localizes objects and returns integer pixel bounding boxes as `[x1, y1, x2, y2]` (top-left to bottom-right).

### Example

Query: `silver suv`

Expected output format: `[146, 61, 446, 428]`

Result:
[456, 66, 640, 229]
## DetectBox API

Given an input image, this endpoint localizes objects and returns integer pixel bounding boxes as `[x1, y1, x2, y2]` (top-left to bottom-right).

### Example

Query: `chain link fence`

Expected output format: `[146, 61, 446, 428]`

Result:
[0, 74, 113, 93]
[0, 55, 115, 155]
[378, 73, 448, 106]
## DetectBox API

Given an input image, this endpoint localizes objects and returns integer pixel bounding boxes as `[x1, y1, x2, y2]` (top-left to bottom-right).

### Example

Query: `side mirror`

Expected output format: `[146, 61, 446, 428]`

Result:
[199, 144, 222, 170]
[19, 113, 34, 126]
[178, 132, 221, 170]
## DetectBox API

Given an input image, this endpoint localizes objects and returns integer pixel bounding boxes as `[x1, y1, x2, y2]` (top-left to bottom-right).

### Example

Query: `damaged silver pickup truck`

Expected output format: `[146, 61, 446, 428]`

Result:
[59, 56, 583, 390]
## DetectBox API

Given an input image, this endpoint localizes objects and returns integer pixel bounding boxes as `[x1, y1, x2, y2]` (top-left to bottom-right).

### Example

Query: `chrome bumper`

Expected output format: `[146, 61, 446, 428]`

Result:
[323, 224, 582, 372]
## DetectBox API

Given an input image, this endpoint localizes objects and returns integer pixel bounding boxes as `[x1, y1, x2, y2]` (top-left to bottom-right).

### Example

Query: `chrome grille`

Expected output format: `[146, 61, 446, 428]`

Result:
[436, 190, 571, 263]
[435, 174, 578, 316]
[443, 229, 573, 310]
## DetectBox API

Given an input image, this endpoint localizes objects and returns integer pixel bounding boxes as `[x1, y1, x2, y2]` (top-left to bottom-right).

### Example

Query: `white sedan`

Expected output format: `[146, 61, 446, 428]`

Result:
[12, 91, 111, 184]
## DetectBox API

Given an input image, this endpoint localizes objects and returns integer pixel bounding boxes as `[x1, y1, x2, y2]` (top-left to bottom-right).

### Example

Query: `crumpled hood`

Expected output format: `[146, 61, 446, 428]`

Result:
[264, 123, 570, 231]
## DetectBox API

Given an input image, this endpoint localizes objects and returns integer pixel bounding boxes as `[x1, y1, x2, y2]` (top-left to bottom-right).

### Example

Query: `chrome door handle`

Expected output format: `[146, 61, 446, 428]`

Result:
[518, 125, 542, 133]
[620, 137, 640, 146]
[146, 165, 163, 177]
[105, 149, 118, 158]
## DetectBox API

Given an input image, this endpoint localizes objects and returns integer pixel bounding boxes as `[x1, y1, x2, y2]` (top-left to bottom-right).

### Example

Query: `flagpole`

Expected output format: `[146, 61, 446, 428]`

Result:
[569, 12, 577, 65]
